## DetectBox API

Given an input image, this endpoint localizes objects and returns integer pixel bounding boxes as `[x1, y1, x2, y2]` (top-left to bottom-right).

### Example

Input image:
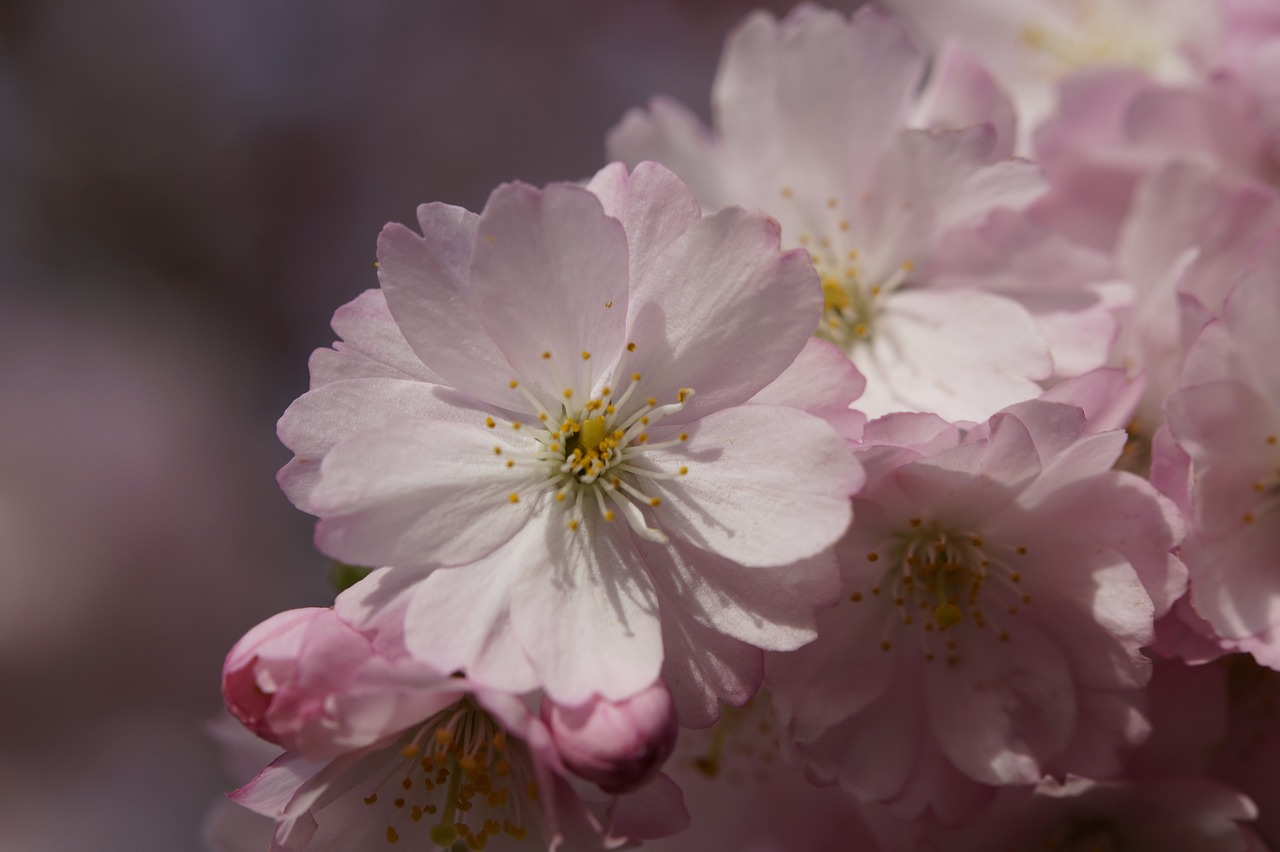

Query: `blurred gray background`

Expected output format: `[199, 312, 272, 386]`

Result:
[0, 2, 866, 850]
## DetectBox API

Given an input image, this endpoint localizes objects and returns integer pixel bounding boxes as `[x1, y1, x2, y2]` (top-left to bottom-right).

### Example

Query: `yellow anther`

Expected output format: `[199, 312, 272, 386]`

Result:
[484, 417, 495, 428]
[508, 494, 519, 504]
[603, 510, 616, 522]
[880, 640, 892, 652]
[626, 342, 636, 352]
[401, 744, 420, 758]
[780, 185, 794, 198]
[541, 351, 552, 360]
[799, 234, 812, 246]
[581, 351, 591, 360]
[387, 826, 400, 843]
[555, 491, 567, 502]
[563, 388, 573, 399]
[901, 260, 914, 272]
[826, 196, 838, 208]
[850, 591, 863, 602]
[631, 372, 641, 381]
[866, 552, 879, 562]
[493, 446, 502, 455]
[679, 432, 689, 441]
[649, 497, 661, 507]
[678, 466, 688, 475]
[505, 460, 514, 468]
[511, 421, 521, 430]
[364, 793, 378, 805]
[822, 280, 850, 313]
[508, 380, 518, 389]
[838, 219, 850, 231]
[605, 300, 613, 308]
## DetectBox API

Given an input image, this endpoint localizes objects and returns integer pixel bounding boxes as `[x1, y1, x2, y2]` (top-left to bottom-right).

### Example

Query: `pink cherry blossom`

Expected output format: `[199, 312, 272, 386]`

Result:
[277, 161, 864, 716]
[225, 607, 688, 851]
[1162, 250, 1280, 667]
[608, 4, 1086, 422]
[768, 397, 1185, 819]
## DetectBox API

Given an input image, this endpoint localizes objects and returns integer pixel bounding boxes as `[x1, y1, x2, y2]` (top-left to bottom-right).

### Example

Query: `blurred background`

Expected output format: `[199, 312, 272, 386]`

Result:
[0, 1, 863, 850]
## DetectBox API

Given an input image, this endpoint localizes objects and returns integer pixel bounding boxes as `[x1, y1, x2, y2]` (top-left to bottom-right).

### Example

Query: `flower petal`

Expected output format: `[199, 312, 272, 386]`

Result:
[310, 420, 537, 568]
[645, 405, 861, 567]
[509, 510, 663, 705]
[376, 203, 517, 410]
[471, 181, 630, 397]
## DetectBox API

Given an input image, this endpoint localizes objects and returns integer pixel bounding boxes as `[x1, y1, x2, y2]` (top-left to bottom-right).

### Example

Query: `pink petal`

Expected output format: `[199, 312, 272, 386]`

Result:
[509, 511, 663, 705]
[914, 41, 1017, 161]
[585, 161, 701, 284]
[471, 181, 629, 397]
[307, 289, 439, 388]
[924, 615, 1076, 785]
[310, 420, 536, 568]
[376, 203, 515, 410]
[860, 288, 1052, 421]
[713, 6, 926, 198]
[645, 405, 861, 568]
[277, 377, 494, 511]
[635, 534, 839, 652]
[624, 206, 821, 423]
[748, 337, 867, 441]
[400, 525, 542, 693]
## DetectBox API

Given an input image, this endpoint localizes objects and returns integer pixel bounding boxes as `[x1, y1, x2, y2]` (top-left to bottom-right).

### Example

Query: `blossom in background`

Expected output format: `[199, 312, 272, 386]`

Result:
[883, 0, 1223, 151]
[1161, 249, 1280, 667]
[768, 391, 1185, 819]
[609, 4, 1121, 422]
[276, 161, 864, 719]
[225, 607, 688, 851]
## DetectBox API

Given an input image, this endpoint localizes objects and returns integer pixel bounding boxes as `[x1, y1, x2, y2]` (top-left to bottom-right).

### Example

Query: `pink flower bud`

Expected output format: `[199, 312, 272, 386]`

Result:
[543, 679, 678, 794]
[221, 606, 372, 756]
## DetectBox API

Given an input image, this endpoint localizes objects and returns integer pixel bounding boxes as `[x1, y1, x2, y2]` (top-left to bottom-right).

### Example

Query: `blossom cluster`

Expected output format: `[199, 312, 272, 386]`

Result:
[213, 2, 1280, 850]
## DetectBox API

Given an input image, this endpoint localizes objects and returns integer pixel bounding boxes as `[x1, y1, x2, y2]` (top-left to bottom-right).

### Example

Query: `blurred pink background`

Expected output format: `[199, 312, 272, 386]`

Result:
[0, 2, 863, 850]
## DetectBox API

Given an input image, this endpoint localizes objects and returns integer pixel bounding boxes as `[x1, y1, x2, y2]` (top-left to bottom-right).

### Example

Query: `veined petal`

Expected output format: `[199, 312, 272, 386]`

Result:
[471, 182, 630, 397]
[308, 289, 440, 388]
[635, 534, 839, 652]
[277, 378, 497, 511]
[586, 161, 701, 285]
[377, 203, 516, 410]
[859, 288, 1052, 421]
[509, 509, 662, 705]
[310, 420, 537, 569]
[625, 208, 821, 423]
[401, 525, 542, 694]
[645, 405, 860, 567]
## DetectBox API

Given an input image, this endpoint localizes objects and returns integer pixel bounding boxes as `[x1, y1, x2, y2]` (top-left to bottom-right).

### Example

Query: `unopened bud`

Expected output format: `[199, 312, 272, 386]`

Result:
[543, 680, 678, 794]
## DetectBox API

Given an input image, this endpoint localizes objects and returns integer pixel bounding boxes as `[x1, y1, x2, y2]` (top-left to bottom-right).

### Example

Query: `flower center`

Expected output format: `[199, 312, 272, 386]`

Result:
[775, 187, 913, 352]
[847, 520, 1033, 666]
[488, 344, 692, 542]
[362, 698, 535, 849]
[1019, 0, 1172, 79]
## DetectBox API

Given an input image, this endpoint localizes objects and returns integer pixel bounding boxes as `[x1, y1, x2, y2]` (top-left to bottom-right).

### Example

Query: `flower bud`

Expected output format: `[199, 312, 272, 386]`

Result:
[221, 606, 372, 756]
[543, 679, 678, 794]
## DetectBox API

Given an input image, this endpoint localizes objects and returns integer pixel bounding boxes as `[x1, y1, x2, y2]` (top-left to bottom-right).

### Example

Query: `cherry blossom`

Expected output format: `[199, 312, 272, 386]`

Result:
[276, 161, 864, 714]
[1163, 250, 1280, 667]
[768, 396, 1185, 818]
[608, 4, 1088, 422]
